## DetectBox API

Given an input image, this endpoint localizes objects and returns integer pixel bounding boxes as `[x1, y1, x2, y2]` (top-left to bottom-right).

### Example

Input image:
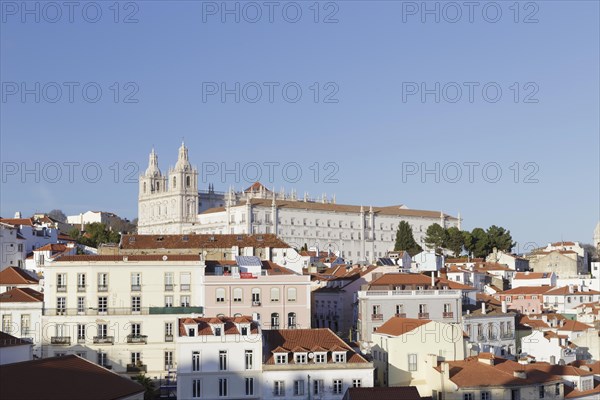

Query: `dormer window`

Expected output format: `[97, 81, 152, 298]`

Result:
[275, 354, 287, 364]
[188, 328, 195, 336]
[214, 326, 222, 336]
[295, 353, 307, 364]
[240, 325, 249, 336]
[333, 352, 346, 363]
[314, 353, 326, 363]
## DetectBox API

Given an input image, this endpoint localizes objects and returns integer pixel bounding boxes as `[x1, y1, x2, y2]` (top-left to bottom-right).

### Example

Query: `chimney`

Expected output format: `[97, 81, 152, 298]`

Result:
[501, 301, 507, 314]
[431, 273, 435, 287]
[569, 284, 574, 294]
[482, 303, 487, 314]
[513, 370, 527, 379]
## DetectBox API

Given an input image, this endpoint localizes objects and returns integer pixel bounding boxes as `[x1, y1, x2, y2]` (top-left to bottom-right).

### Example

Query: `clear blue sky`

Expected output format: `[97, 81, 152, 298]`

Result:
[1, 1, 599, 250]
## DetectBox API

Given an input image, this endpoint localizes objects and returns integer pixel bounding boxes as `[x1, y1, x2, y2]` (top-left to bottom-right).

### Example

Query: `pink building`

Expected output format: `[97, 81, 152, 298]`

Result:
[493, 286, 552, 315]
[203, 260, 311, 330]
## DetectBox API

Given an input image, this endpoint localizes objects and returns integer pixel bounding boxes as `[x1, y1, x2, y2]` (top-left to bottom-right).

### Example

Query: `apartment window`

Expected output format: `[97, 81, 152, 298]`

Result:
[372, 305, 380, 315]
[463, 394, 474, 400]
[294, 380, 305, 396]
[98, 273, 108, 290]
[233, 288, 243, 303]
[77, 297, 85, 313]
[131, 273, 141, 291]
[131, 323, 141, 337]
[270, 287, 280, 302]
[180, 272, 191, 291]
[218, 378, 228, 397]
[192, 351, 200, 371]
[57, 297, 66, 314]
[481, 392, 491, 400]
[97, 323, 108, 338]
[245, 350, 253, 370]
[163, 351, 173, 370]
[271, 313, 280, 329]
[408, 353, 418, 371]
[555, 383, 560, 395]
[165, 295, 173, 308]
[288, 312, 296, 328]
[275, 354, 287, 364]
[216, 288, 226, 303]
[538, 386, 545, 399]
[1, 315, 11, 333]
[192, 379, 201, 398]
[97, 352, 108, 367]
[180, 295, 190, 307]
[287, 287, 297, 302]
[77, 273, 86, 290]
[315, 353, 326, 363]
[131, 352, 141, 365]
[165, 322, 174, 341]
[131, 296, 141, 312]
[333, 379, 343, 395]
[245, 378, 254, 396]
[511, 389, 520, 400]
[395, 304, 404, 315]
[56, 273, 66, 291]
[98, 297, 108, 313]
[274, 381, 285, 396]
[164, 272, 174, 291]
[313, 380, 323, 395]
[77, 324, 85, 342]
[219, 350, 227, 370]
[252, 288, 261, 304]
[20, 314, 30, 336]
[353, 379, 362, 387]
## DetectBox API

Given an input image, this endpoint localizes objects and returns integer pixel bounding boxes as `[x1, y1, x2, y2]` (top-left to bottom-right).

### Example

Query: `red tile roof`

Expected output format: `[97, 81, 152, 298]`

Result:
[0, 267, 39, 285]
[179, 315, 258, 337]
[0, 217, 34, 226]
[0, 332, 31, 348]
[55, 254, 203, 263]
[374, 317, 431, 336]
[263, 328, 368, 365]
[497, 286, 553, 295]
[0, 288, 43, 303]
[514, 272, 553, 279]
[345, 387, 432, 400]
[543, 286, 600, 296]
[120, 233, 291, 250]
[0, 355, 144, 400]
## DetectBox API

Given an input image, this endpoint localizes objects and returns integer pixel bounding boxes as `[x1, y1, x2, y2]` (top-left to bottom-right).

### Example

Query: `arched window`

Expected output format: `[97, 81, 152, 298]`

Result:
[216, 288, 226, 303]
[233, 288, 243, 303]
[186, 176, 191, 187]
[172, 176, 176, 189]
[287, 287, 297, 302]
[143, 182, 146, 193]
[251, 288, 261, 305]
[271, 313, 279, 329]
[287, 312, 296, 328]
[270, 288, 280, 302]
[156, 182, 160, 192]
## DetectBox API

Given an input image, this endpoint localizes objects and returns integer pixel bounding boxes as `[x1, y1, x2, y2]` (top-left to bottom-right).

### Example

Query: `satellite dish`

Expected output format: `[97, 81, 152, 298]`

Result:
[308, 352, 315, 359]
[162, 255, 168, 261]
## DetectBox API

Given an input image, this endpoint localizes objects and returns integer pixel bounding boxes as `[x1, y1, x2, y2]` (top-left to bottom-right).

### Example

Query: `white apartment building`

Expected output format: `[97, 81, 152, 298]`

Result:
[521, 330, 577, 364]
[42, 254, 205, 378]
[463, 300, 517, 358]
[543, 286, 600, 315]
[262, 328, 374, 400]
[0, 214, 59, 255]
[66, 210, 121, 229]
[176, 316, 262, 400]
[0, 222, 26, 270]
[0, 287, 43, 357]
[410, 250, 444, 272]
[356, 273, 475, 343]
[512, 272, 557, 288]
[136, 146, 460, 264]
[0, 266, 40, 294]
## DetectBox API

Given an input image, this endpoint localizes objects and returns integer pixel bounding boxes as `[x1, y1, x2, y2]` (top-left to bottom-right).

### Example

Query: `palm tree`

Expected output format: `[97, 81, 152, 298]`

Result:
[132, 374, 157, 400]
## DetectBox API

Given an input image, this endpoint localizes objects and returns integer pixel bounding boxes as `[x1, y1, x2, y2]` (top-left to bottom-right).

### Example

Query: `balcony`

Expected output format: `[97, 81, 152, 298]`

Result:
[164, 284, 174, 291]
[363, 289, 461, 297]
[77, 285, 86, 292]
[165, 334, 174, 342]
[50, 336, 71, 345]
[126, 364, 147, 373]
[44, 306, 203, 316]
[127, 335, 148, 344]
[252, 301, 261, 307]
[98, 285, 108, 292]
[100, 363, 112, 370]
[56, 285, 67, 292]
[418, 313, 430, 319]
[148, 306, 203, 315]
[180, 284, 190, 291]
[395, 313, 407, 318]
[501, 333, 514, 339]
[93, 336, 114, 344]
[371, 313, 383, 321]
[443, 312, 454, 318]
[131, 284, 141, 291]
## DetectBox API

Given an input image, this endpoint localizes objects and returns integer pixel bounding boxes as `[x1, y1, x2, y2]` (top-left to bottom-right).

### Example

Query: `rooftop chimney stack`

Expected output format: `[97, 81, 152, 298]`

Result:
[482, 303, 487, 314]
[502, 300, 508, 314]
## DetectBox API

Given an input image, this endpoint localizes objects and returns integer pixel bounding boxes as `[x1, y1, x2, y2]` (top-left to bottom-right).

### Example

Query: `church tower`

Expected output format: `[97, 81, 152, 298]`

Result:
[138, 148, 168, 233]
[168, 142, 199, 230]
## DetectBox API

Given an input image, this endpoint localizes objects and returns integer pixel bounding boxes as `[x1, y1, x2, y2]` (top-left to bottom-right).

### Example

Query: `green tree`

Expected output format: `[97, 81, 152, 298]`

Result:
[394, 221, 422, 256]
[424, 223, 447, 253]
[470, 227, 490, 258]
[462, 230, 474, 254]
[68, 227, 81, 240]
[78, 223, 120, 248]
[486, 225, 515, 253]
[445, 227, 465, 257]
[131, 374, 157, 400]
[48, 209, 67, 222]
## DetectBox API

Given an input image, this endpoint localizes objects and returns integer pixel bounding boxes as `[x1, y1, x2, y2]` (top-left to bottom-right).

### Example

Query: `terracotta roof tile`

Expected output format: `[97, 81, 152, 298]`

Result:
[0, 355, 144, 400]
[0, 288, 43, 303]
[374, 317, 431, 336]
[0, 332, 31, 348]
[345, 387, 431, 400]
[120, 233, 291, 250]
[0, 267, 39, 285]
